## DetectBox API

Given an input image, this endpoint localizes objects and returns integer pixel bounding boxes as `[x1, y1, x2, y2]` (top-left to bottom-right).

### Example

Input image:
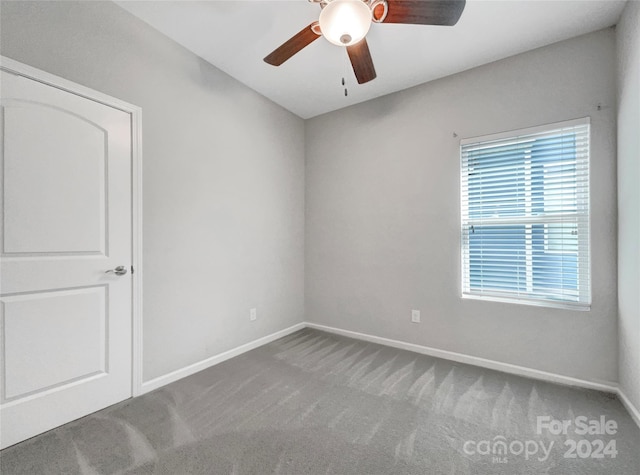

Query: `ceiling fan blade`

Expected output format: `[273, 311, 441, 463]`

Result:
[346, 39, 376, 84]
[383, 0, 466, 26]
[264, 23, 321, 66]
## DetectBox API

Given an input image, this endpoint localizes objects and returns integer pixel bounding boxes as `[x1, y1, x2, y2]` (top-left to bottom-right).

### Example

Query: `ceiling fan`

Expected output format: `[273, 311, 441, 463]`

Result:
[264, 0, 466, 85]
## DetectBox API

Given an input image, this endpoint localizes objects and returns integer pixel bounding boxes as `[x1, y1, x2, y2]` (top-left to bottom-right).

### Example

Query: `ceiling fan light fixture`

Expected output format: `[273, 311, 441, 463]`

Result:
[319, 0, 372, 47]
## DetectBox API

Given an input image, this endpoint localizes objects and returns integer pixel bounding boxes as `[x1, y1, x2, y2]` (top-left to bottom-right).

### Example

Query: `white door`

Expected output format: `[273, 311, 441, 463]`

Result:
[0, 69, 133, 449]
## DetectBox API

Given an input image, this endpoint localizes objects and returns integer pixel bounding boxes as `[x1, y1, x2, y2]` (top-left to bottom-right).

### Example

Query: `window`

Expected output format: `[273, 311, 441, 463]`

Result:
[460, 118, 590, 309]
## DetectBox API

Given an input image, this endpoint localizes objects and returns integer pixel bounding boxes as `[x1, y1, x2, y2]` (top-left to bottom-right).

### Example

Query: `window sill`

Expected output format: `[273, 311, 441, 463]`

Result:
[461, 293, 591, 312]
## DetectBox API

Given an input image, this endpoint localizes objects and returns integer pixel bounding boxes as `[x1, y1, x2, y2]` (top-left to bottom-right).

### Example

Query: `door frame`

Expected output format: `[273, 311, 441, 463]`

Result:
[0, 56, 144, 397]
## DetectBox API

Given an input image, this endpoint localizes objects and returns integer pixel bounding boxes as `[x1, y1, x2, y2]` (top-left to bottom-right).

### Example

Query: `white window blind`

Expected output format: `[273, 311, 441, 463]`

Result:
[460, 118, 591, 309]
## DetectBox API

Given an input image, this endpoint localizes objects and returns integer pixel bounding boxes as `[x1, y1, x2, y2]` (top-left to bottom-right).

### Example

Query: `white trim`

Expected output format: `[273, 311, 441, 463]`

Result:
[461, 293, 591, 312]
[131, 103, 144, 397]
[0, 56, 145, 398]
[0, 56, 139, 114]
[617, 389, 640, 429]
[140, 323, 306, 395]
[127, 317, 640, 429]
[460, 116, 591, 146]
[305, 322, 618, 393]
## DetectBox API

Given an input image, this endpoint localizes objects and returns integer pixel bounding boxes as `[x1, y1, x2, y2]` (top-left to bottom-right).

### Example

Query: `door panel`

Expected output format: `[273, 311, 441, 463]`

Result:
[3, 102, 107, 254]
[3, 287, 107, 400]
[0, 70, 133, 449]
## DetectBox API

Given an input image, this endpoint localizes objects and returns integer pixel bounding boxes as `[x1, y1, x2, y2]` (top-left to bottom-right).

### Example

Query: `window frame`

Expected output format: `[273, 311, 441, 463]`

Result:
[459, 118, 592, 311]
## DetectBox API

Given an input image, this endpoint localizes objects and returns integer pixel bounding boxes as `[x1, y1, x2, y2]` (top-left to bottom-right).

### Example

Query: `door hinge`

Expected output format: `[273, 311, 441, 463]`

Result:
[131, 265, 135, 274]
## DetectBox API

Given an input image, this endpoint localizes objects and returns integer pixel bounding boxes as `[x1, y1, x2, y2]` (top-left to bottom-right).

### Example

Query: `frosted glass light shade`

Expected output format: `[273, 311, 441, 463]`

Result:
[319, 0, 372, 46]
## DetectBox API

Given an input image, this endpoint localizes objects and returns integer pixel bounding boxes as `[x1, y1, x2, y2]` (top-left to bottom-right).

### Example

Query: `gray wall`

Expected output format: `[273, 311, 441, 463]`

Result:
[0, 1, 305, 381]
[0, 1, 626, 391]
[305, 29, 618, 385]
[617, 0, 640, 412]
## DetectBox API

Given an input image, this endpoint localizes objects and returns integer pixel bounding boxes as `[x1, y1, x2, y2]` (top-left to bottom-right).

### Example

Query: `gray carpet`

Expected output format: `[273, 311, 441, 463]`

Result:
[1, 328, 638, 474]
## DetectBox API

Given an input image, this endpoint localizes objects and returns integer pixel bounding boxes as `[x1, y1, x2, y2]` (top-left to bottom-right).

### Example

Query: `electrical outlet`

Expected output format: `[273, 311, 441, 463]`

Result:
[411, 309, 421, 323]
[250, 308, 257, 321]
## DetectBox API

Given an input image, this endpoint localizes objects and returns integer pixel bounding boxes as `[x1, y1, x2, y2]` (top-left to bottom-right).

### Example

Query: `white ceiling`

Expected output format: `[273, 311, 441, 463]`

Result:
[116, 0, 626, 119]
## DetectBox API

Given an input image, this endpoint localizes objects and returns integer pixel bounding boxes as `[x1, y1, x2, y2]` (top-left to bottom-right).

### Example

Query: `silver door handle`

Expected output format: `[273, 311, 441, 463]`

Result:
[105, 265, 128, 276]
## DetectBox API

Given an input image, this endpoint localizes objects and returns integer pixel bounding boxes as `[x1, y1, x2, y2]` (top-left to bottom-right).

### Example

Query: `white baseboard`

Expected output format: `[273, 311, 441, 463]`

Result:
[305, 322, 618, 394]
[617, 388, 640, 428]
[140, 322, 305, 394]
[136, 320, 640, 430]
